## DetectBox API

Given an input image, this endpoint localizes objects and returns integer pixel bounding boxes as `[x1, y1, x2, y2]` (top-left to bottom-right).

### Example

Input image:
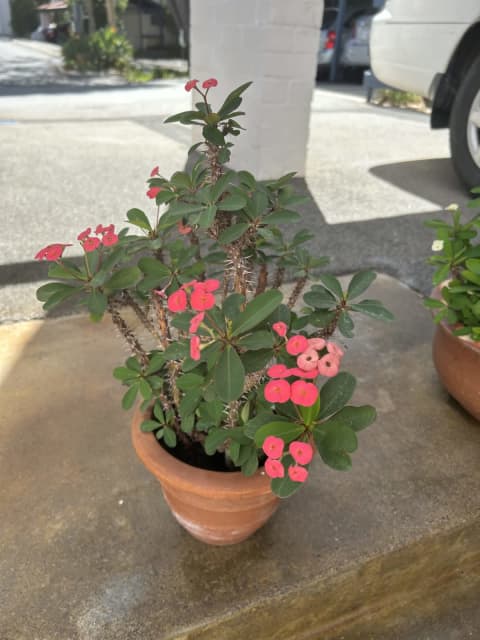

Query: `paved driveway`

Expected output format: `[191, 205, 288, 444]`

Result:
[0, 75, 470, 321]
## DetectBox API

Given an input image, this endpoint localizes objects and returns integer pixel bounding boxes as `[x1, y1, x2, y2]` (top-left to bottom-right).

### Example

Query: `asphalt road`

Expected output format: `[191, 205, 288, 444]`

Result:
[0, 38, 471, 321]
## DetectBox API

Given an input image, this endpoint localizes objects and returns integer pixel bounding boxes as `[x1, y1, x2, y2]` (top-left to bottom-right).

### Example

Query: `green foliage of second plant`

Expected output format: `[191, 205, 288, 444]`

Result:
[10, 0, 38, 37]
[425, 195, 480, 341]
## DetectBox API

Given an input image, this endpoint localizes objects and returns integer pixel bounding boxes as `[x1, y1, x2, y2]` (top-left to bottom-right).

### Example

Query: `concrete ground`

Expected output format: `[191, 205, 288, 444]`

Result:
[1, 276, 479, 639]
[0, 41, 473, 322]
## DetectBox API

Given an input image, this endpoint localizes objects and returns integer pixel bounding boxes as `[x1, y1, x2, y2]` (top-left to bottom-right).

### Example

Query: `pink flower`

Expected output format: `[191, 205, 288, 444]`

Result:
[264, 379, 291, 404]
[189, 311, 205, 334]
[95, 223, 114, 235]
[195, 279, 220, 293]
[82, 236, 100, 253]
[290, 380, 319, 407]
[202, 78, 218, 89]
[265, 458, 285, 479]
[177, 220, 192, 235]
[287, 367, 318, 380]
[267, 364, 290, 379]
[317, 354, 340, 378]
[262, 435, 284, 459]
[190, 288, 215, 311]
[150, 166, 159, 177]
[296, 348, 319, 371]
[167, 289, 188, 313]
[190, 335, 201, 361]
[308, 337, 326, 350]
[102, 231, 119, 247]
[77, 227, 91, 241]
[289, 441, 314, 465]
[286, 335, 309, 356]
[185, 79, 199, 92]
[34, 243, 71, 261]
[153, 288, 167, 298]
[327, 342, 344, 358]
[272, 321, 288, 337]
[147, 186, 162, 199]
[288, 465, 309, 483]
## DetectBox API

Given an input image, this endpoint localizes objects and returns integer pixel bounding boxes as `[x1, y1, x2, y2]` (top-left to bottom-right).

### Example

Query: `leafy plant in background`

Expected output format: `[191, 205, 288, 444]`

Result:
[424, 195, 480, 341]
[62, 26, 133, 72]
[35, 79, 393, 497]
[10, 0, 38, 37]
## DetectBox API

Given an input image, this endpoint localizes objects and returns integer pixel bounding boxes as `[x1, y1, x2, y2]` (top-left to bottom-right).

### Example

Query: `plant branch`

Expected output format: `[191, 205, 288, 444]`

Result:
[108, 301, 149, 368]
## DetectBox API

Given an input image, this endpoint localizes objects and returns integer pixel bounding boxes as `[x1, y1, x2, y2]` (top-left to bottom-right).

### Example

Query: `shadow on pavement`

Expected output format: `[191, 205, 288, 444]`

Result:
[0, 81, 179, 97]
[370, 158, 468, 205]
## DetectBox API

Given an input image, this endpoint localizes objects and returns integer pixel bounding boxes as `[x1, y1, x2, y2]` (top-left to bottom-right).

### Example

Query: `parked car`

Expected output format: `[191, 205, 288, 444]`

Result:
[370, 0, 480, 189]
[317, 0, 382, 78]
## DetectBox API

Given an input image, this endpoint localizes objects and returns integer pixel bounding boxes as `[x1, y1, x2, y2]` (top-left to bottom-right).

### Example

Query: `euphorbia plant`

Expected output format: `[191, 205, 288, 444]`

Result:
[35, 79, 393, 497]
[424, 196, 480, 341]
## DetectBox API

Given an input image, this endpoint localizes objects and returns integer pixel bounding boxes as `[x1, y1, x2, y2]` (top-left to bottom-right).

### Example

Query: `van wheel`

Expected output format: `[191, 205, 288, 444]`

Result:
[450, 55, 480, 190]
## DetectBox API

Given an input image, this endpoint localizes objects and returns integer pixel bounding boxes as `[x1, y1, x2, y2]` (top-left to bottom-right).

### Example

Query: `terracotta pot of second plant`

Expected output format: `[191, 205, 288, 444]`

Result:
[432, 321, 480, 421]
[131, 409, 279, 545]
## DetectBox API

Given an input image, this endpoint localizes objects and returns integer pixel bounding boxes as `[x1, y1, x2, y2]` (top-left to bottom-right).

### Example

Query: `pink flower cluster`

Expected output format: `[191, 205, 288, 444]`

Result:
[162, 279, 220, 361]
[263, 323, 344, 408]
[184, 78, 218, 92]
[34, 224, 118, 261]
[77, 224, 119, 253]
[262, 435, 313, 483]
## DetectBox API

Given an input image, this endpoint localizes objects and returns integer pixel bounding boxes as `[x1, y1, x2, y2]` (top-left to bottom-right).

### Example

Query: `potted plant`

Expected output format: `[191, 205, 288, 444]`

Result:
[35, 79, 393, 545]
[424, 197, 480, 420]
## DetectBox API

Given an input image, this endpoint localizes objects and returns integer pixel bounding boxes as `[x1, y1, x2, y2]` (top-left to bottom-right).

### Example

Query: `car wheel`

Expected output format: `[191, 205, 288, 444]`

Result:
[450, 55, 480, 190]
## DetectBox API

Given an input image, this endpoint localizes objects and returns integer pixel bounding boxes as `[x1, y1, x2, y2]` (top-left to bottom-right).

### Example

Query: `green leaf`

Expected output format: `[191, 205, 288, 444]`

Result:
[127, 208, 152, 232]
[242, 450, 259, 476]
[466, 258, 480, 275]
[346, 270, 377, 300]
[223, 293, 245, 319]
[237, 170, 256, 190]
[270, 456, 303, 498]
[179, 390, 202, 418]
[176, 373, 205, 391]
[47, 262, 84, 281]
[164, 110, 203, 124]
[195, 204, 217, 228]
[218, 194, 247, 211]
[138, 378, 152, 401]
[237, 331, 274, 350]
[153, 402, 165, 424]
[218, 223, 249, 244]
[241, 349, 272, 373]
[105, 266, 142, 290]
[141, 419, 160, 432]
[333, 405, 377, 432]
[316, 448, 352, 471]
[432, 263, 450, 286]
[254, 422, 304, 448]
[36, 282, 78, 302]
[210, 170, 235, 202]
[146, 353, 166, 375]
[298, 395, 320, 427]
[304, 288, 336, 309]
[138, 257, 170, 278]
[87, 290, 108, 321]
[113, 366, 137, 381]
[349, 300, 394, 322]
[122, 384, 138, 410]
[263, 209, 301, 225]
[163, 342, 189, 360]
[204, 428, 231, 455]
[232, 289, 283, 336]
[203, 125, 225, 146]
[318, 372, 356, 420]
[338, 311, 354, 338]
[163, 426, 177, 448]
[214, 346, 245, 402]
[244, 412, 279, 438]
[318, 274, 344, 300]
[423, 297, 445, 309]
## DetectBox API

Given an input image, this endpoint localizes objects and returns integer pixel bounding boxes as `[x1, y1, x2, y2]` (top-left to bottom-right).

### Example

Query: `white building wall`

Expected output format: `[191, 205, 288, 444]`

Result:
[0, 0, 12, 36]
[190, 0, 323, 179]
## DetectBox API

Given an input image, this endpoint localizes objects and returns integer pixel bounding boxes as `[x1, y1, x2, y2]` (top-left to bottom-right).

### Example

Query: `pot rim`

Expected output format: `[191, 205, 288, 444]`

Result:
[431, 284, 480, 352]
[131, 407, 273, 499]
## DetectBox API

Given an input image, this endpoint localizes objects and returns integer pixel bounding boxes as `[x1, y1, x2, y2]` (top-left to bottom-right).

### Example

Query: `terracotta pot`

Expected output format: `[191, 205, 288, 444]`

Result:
[432, 322, 480, 421]
[431, 285, 480, 421]
[131, 408, 279, 545]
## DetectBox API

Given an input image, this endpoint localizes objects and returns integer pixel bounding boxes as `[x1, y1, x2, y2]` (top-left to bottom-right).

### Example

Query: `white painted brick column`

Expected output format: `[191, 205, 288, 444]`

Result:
[190, 0, 323, 180]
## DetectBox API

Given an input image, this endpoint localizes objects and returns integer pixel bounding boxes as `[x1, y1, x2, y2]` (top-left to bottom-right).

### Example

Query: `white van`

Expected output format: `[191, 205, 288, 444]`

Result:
[370, 1, 480, 189]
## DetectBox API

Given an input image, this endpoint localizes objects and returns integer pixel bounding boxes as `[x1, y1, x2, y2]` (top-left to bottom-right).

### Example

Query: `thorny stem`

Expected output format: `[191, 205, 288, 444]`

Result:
[273, 265, 285, 289]
[288, 274, 308, 308]
[255, 263, 268, 296]
[153, 296, 170, 349]
[122, 291, 156, 337]
[317, 304, 344, 339]
[108, 301, 149, 368]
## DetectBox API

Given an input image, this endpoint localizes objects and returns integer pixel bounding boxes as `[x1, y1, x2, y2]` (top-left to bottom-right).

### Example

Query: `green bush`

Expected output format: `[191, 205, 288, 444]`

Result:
[62, 27, 133, 72]
[10, 0, 39, 37]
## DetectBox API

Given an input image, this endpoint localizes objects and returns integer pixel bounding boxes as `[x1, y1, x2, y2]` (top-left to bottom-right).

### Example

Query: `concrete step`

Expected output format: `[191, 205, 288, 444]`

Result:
[0, 275, 479, 639]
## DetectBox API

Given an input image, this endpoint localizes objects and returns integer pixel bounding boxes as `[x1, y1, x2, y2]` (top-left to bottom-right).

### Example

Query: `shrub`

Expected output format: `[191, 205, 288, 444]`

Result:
[62, 27, 133, 72]
[10, 0, 38, 37]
